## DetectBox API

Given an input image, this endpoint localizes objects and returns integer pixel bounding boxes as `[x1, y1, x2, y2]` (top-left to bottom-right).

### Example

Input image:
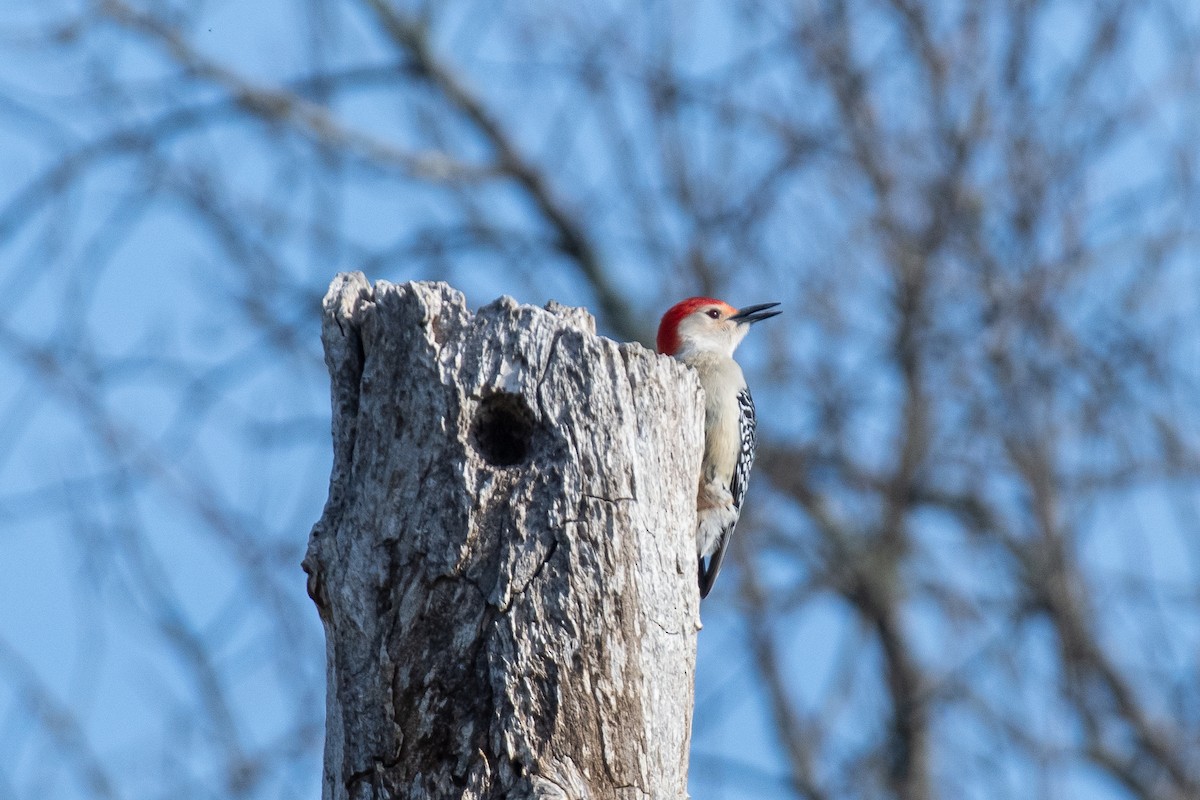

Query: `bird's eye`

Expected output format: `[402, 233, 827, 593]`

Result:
[706, 309, 721, 319]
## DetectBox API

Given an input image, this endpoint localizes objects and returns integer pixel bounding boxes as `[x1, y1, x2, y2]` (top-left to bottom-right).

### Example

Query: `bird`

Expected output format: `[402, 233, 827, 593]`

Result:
[656, 297, 780, 598]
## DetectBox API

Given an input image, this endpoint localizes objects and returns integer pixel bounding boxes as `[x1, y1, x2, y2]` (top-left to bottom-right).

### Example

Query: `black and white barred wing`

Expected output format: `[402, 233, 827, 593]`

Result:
[730, 388, 757, 512]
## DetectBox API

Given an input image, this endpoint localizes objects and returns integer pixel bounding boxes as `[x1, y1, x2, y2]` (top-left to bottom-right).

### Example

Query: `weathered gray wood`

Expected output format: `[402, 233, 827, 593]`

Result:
[303, 274, 704, 800]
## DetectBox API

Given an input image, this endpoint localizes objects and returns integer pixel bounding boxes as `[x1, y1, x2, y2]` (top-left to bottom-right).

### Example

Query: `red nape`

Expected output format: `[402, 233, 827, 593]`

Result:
[656, 297, 727, 355]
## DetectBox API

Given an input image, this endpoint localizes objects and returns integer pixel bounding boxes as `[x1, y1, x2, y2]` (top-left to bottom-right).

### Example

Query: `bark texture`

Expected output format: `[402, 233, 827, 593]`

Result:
[303, 273, 704, 800]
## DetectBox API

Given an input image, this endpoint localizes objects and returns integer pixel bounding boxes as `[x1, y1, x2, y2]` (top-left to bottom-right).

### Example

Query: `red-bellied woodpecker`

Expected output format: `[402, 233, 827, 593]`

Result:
[657, 297, 780, 599]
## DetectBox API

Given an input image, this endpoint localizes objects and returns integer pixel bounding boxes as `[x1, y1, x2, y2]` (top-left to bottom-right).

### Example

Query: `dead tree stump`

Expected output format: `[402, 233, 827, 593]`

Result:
[303, 274, 704, 800]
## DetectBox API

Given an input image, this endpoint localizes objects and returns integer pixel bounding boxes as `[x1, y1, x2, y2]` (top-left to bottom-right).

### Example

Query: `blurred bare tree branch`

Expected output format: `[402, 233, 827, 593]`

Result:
[1, 1, 1198, 798]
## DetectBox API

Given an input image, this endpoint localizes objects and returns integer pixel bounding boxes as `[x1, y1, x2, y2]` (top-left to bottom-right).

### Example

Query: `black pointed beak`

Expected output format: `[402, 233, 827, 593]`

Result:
[729, 302, 781, 325]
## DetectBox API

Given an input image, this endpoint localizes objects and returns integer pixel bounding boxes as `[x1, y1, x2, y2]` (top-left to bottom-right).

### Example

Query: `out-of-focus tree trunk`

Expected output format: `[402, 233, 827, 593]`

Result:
[302, 273, 703, 800]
